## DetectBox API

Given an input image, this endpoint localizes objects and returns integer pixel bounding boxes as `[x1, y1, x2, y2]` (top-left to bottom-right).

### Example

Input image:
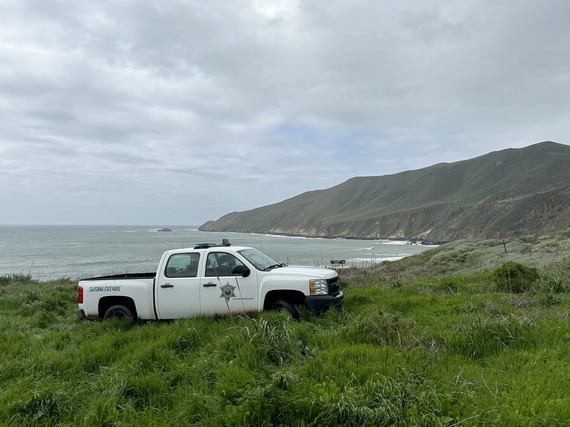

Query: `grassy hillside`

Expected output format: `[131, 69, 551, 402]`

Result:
[1, 230, 570, 425]
[200, 141, 570, 240]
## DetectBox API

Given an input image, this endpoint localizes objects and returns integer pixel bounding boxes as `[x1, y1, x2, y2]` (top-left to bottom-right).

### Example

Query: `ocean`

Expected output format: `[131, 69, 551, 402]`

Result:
[0, 225, 433, 281]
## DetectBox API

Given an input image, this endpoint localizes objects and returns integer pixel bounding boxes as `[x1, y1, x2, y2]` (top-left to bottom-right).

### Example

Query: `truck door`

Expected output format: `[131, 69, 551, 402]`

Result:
[200, 251, 258, 315]
[155, 252, 201, 319]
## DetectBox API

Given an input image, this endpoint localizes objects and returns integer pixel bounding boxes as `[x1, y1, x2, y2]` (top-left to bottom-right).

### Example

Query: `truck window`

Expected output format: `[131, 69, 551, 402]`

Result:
[165, 253, 200, 278]
[238, 248, 279, 271]
[205, 252, 245, 277]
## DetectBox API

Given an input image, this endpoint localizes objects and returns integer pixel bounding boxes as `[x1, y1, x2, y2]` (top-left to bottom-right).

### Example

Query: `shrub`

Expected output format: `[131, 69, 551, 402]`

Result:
[493, 262, 539, 293]
[532, 274, 570, 307]
[533, 275, 570, 294]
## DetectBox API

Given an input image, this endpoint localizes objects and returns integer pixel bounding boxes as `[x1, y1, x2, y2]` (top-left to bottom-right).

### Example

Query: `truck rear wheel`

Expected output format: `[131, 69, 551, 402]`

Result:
[103, 304, 135, 321]
[270, 300, 299, 319]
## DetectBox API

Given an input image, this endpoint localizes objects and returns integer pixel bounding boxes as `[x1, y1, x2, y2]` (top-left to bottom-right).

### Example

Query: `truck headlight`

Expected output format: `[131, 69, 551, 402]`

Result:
[309, 279, 329, 295]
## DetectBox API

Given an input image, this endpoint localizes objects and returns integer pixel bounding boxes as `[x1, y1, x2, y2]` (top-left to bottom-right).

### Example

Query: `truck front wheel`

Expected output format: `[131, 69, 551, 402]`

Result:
[270, 300, 299, 319]
[103, 304, 135, 321]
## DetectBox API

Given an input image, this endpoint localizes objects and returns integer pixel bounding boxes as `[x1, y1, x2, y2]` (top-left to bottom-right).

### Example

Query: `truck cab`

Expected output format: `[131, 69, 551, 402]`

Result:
[154, 243, 343, 319]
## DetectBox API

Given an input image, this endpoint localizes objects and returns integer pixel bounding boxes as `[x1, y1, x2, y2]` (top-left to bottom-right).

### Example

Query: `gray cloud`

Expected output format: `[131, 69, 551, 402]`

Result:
[0, 0, 568, 225]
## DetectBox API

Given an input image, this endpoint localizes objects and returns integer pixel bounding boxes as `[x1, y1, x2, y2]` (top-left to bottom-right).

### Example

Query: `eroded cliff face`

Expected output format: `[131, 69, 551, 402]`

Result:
[201, 192, 570, 241]
[338, 193, 570, 241]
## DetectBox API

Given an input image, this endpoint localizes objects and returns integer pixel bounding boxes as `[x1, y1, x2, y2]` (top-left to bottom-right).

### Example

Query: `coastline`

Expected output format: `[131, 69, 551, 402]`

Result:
[0, 226, 432, 281]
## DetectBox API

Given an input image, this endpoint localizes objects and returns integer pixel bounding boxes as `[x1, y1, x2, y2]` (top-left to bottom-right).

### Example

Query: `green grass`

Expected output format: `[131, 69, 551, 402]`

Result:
[1, 233, 570, 426]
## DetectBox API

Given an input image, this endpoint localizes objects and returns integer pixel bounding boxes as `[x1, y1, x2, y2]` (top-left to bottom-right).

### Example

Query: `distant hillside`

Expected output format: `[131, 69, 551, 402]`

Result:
[199, 141, 570, 241]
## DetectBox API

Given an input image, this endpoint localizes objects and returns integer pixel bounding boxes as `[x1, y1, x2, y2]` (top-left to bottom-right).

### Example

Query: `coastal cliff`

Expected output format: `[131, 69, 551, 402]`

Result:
[200, 141, 570, 241]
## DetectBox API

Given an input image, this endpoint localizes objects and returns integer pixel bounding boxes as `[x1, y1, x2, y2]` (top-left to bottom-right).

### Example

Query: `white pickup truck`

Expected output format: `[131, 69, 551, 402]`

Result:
[76, 241, 344, 321]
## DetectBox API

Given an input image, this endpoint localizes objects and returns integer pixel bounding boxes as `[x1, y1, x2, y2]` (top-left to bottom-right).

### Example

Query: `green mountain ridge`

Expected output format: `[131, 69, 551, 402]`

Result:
[200, 141, 570, 241]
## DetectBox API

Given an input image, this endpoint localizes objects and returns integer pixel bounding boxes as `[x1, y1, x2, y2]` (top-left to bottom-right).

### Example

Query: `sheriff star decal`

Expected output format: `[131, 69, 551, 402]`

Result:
[219, 282, 236, 301]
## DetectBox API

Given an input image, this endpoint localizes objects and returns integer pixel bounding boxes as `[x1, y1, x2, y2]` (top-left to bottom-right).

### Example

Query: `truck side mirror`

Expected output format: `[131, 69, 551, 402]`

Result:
[232, 265, 250, 277]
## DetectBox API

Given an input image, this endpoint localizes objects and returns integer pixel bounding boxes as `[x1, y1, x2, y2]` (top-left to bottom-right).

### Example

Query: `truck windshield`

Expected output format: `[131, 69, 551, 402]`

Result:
[238, 248, 284, 271]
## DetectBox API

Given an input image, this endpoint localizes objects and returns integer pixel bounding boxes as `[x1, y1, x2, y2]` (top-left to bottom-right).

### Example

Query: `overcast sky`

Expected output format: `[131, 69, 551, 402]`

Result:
[1, 0, 568, 226]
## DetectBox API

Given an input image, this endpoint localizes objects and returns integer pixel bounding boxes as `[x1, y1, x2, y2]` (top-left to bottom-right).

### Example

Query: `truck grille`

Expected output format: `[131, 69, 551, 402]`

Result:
[327, 276, 340, 295]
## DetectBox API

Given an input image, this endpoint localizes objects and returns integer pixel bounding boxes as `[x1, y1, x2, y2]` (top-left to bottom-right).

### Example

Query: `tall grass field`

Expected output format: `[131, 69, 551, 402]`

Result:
[1, 231, 569, 426]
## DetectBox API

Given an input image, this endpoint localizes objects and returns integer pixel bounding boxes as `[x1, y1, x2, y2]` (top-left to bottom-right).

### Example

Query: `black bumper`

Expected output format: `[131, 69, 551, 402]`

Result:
[75, 308, 86, 320]
[306, 290, 344, 313]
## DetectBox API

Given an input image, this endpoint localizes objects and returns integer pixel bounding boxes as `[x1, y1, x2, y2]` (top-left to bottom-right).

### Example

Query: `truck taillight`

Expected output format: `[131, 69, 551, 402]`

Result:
[77, 286, 83, 304]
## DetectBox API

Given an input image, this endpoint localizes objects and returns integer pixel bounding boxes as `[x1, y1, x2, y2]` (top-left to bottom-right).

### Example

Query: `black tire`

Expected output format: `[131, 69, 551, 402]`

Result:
[270, 300, 299, 319]
[103, 304, 135, 321]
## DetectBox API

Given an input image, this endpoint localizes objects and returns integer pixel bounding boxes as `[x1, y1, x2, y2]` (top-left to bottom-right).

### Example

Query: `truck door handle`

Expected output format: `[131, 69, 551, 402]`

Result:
[203, 282, 217, 287]
[160, 283, 174, 288]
